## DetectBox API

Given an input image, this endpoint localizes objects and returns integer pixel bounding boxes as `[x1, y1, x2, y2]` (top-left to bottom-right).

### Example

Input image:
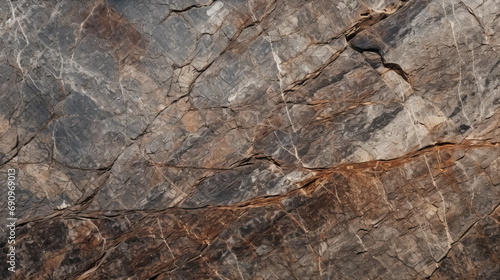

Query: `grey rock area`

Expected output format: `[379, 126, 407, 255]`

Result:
[0, 0, 499, 279]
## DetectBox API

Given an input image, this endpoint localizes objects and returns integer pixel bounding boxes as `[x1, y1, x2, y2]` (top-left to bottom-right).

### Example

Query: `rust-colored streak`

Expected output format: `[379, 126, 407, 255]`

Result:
[206, 141, 500, 209]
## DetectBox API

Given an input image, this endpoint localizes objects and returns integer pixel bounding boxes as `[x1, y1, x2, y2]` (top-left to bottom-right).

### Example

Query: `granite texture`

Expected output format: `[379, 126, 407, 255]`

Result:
[0, 0, 499, 279]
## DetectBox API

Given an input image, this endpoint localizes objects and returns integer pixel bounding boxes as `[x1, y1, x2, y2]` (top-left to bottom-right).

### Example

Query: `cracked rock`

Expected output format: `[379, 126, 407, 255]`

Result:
[0, 0, 499, 279]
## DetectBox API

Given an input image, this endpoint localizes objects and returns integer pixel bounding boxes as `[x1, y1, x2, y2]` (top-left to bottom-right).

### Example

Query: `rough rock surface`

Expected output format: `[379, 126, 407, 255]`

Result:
[0, 0, 499, 279]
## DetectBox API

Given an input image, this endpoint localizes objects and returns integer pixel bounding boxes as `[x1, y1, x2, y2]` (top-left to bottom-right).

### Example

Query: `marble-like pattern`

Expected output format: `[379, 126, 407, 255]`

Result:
[0, 0, 499, 279]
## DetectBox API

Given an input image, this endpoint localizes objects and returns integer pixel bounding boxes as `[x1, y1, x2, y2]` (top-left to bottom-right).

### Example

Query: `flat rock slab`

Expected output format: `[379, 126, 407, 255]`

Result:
[0, 0, 499, 279]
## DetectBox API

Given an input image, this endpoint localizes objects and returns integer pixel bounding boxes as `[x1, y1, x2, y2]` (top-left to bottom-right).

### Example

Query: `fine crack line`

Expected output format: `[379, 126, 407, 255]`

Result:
[426, 201, 500, 278]
[11, 140, 499, 229]
[264, 36, 297, 132]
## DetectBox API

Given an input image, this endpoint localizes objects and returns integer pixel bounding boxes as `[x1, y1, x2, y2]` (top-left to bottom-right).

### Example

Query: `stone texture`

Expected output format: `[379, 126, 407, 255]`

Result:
[0, 0, 499, 279]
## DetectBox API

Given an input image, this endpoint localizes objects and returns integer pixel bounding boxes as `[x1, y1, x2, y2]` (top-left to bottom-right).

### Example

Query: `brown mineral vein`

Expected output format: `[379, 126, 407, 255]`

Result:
[2, 0, 500, 278]
[13, 139, 498, 230]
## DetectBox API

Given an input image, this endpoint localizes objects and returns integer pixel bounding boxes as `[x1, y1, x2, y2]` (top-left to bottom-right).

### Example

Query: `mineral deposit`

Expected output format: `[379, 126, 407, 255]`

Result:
[0, 0, 499, 279]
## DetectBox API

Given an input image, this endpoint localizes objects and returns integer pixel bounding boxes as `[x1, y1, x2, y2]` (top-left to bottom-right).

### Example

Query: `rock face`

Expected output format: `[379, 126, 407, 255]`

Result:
[0, 0, 499, 279]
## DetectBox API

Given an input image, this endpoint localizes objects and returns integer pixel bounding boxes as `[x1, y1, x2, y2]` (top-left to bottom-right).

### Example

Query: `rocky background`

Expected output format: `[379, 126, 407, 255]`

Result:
[0, 0, 499, 279]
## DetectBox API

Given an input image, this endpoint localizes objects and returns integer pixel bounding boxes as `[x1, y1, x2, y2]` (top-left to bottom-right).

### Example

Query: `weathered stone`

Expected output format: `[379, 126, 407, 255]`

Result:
[0, 0, 499, 279]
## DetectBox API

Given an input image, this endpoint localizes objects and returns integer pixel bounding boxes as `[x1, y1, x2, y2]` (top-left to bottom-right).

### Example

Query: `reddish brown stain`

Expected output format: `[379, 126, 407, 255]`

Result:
[81, 2, 147, 72]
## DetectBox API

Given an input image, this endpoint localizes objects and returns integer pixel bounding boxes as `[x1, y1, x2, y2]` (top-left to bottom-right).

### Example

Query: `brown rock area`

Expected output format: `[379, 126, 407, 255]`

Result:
[0, 0, 499, 279]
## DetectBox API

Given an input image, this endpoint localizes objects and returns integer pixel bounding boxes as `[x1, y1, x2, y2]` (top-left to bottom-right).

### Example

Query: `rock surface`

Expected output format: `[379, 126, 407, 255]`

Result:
[0, 0, 499, 279]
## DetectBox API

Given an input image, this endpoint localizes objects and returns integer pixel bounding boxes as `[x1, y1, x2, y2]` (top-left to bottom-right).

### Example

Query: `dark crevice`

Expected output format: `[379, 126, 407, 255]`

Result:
[254, 155, 282, 167]
[344, 0, 412, 45]
[160, 1, 218, 23]
[414, 142, 456, 153]
[383, 61, 412, 84]
[350, 45, 412, 85]
[232, 154, 283, 168]
[345, 12, 389, 42]
[148, 273, 160, 280]
[345, 1, 415, 85]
